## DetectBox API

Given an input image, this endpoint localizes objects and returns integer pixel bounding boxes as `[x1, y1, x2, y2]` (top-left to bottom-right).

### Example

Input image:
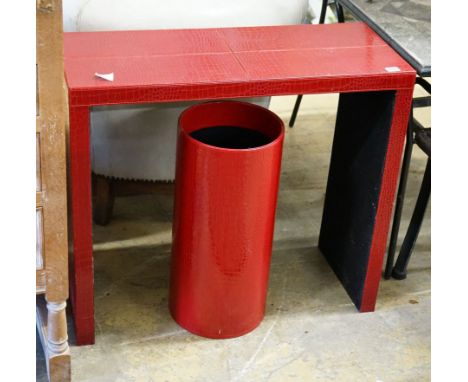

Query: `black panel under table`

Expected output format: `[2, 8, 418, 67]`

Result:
[319, 90, 396, 310]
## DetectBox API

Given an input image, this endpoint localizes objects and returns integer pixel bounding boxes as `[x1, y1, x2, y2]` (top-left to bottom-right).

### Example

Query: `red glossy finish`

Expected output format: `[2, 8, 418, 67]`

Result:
[170, 102, 284, 338]
[360, 88, 414, 312]
[68, 106, 95, 345]
[63, 23, 414, 107]
[63, 22, 416, 344]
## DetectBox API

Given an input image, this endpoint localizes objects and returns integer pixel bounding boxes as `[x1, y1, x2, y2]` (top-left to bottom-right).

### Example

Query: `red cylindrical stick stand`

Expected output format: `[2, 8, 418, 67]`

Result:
[169, 101, 285, 339]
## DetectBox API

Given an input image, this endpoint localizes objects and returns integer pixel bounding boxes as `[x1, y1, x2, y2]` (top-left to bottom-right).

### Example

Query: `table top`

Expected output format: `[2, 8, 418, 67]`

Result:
[338, 0, 431, 76]
[63, 22, 415, 107]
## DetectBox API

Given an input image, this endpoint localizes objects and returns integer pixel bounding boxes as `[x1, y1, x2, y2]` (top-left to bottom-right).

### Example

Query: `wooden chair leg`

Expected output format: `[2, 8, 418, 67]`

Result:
[93, 175, 115, 226]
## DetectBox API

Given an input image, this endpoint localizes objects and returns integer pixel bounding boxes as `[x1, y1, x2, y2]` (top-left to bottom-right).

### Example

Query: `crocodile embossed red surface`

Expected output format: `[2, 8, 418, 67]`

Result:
[170, 101, 284, 339]
[64, 22, 415, 344]
[64, 23, 414, 106]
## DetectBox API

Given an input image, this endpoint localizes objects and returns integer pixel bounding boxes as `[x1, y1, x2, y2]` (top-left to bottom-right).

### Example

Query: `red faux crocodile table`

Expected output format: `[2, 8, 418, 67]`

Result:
[63, 22, 415, 345]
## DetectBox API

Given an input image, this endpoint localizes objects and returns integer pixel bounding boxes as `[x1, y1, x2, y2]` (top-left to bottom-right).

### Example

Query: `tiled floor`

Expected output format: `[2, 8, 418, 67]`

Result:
[37, 94, 430, 381]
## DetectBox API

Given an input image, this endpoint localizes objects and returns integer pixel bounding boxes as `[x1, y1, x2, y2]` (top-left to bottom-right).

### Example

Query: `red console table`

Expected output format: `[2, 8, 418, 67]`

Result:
[64, 22, 415, 345]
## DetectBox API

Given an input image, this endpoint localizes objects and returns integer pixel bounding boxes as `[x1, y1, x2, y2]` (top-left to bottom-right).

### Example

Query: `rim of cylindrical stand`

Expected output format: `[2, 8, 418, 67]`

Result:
[178, 100, 285, 152]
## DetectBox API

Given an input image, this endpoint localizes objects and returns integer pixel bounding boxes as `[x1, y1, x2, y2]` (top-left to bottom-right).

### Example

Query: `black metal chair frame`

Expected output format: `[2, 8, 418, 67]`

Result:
[384, 77, 431, 279]
[290, 0, 431, 280]
[289, 0, 345, 128]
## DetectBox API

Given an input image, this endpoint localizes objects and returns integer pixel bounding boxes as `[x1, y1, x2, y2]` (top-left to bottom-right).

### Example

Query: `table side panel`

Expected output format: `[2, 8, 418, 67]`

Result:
[318, 90, 397, 310]
[361, 88, 414, 311]
[67, 75, 415, 108]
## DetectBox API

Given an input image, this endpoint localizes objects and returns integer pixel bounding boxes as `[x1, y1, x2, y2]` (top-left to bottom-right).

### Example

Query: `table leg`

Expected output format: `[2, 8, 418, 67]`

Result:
[68, 106, 95, 344]
[319, 88, 413, 312]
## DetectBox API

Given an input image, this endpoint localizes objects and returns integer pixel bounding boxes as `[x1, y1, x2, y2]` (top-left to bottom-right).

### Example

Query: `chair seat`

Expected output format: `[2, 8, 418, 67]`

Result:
[63, 0, 309, 182]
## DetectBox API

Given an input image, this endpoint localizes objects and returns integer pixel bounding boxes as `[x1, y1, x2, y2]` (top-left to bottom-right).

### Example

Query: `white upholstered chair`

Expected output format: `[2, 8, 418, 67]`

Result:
[63, 0, 310, 223]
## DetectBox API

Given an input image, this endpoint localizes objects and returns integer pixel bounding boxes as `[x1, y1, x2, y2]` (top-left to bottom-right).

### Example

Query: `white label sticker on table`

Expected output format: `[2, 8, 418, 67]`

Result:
[95, 72, 114, 81]
[385, 67, 401, 73]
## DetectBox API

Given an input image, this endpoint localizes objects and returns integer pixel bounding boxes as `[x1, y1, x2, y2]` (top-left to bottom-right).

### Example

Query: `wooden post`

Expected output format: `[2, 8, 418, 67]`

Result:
[36, 0, 71, 380]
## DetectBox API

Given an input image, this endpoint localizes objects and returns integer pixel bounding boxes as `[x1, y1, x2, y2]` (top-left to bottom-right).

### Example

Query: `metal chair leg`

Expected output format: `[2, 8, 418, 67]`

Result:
[384, 113, 414, 279]
[289, 0, 329, 128]
[319, 0, 329, 24]
[289, 95, 303, 128]
[392, 159, 431, 280]
[335, 1, 345, 23]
